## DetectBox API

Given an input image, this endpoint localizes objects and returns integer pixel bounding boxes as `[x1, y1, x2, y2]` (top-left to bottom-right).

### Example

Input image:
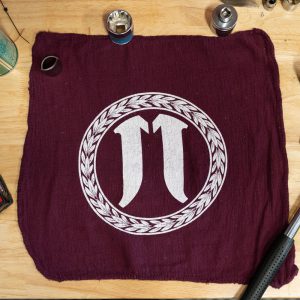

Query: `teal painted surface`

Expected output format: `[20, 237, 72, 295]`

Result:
[0, 31, 18, 76]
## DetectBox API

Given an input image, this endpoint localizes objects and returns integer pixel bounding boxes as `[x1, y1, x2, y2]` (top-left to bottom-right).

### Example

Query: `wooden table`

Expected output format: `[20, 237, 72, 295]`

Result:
[0, 0, 299, 298]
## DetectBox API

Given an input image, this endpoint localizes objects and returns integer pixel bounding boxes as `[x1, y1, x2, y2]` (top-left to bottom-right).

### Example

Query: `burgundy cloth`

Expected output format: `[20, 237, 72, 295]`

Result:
[18, 29, 298, 287]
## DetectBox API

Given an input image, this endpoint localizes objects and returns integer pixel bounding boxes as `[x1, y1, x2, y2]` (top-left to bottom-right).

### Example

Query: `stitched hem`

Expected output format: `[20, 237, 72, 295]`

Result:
[253, 28, 298, 288]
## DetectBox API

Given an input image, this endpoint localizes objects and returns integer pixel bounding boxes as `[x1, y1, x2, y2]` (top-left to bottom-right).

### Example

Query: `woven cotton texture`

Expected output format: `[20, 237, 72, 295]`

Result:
[18, 29, 298, 287]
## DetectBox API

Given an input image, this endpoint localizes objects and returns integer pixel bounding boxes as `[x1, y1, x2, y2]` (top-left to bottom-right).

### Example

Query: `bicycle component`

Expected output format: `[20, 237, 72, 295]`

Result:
[211, 5, 238, 37]
[106, 10, 133, 45]
[263, 0, 277, 10]
[282, 0, 300, 11]
[221, 0, 258, 7]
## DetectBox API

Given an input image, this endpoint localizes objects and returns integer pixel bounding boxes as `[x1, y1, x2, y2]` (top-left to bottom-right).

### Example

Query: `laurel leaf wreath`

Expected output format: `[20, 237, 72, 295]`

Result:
[79, 94, 227, 234]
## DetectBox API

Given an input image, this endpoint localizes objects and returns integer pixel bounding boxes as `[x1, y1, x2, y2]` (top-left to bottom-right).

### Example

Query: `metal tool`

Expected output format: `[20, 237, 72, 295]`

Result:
[240, 206, 300, 300]
[282, 0, 300, 11]
[221, 0, 258, 7]
[263, 0, 277, 10]
[0, 175, 13, 213]
[41, 56, 62, 76]
[106, 10, 133, 45]
[211, 5, 238, 37]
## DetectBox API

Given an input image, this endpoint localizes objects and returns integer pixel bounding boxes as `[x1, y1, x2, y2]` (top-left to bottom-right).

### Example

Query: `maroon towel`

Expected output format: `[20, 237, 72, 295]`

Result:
[18, 29, 298, 287]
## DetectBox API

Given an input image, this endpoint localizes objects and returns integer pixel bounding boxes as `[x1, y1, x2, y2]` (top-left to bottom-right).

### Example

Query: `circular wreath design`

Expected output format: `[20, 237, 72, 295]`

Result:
[79, 93, 227, 235]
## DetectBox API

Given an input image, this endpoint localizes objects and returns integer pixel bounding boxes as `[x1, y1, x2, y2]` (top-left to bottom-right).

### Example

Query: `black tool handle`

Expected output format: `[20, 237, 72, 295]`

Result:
[240, 234, 294, 300]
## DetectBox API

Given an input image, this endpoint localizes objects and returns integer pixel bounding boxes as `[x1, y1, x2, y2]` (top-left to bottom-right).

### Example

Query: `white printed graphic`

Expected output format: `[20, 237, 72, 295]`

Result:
[153, 114, 188, 203]
[114, 116, 149, 208]
[115, 114, 188, 208]
[78, 93, 227, 235]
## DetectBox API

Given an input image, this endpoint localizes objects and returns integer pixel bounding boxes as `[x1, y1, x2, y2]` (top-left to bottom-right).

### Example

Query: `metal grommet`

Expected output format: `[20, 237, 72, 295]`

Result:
[106, 10, 134, 45]
[41, 56, 62, 76]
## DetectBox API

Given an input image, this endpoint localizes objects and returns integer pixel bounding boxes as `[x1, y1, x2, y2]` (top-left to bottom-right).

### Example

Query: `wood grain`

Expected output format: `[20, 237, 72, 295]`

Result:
[0, 0, 300, 298]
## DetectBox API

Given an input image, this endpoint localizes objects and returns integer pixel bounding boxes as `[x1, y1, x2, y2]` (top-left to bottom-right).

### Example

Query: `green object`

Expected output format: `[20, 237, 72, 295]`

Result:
[0, 30, 18, 76]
